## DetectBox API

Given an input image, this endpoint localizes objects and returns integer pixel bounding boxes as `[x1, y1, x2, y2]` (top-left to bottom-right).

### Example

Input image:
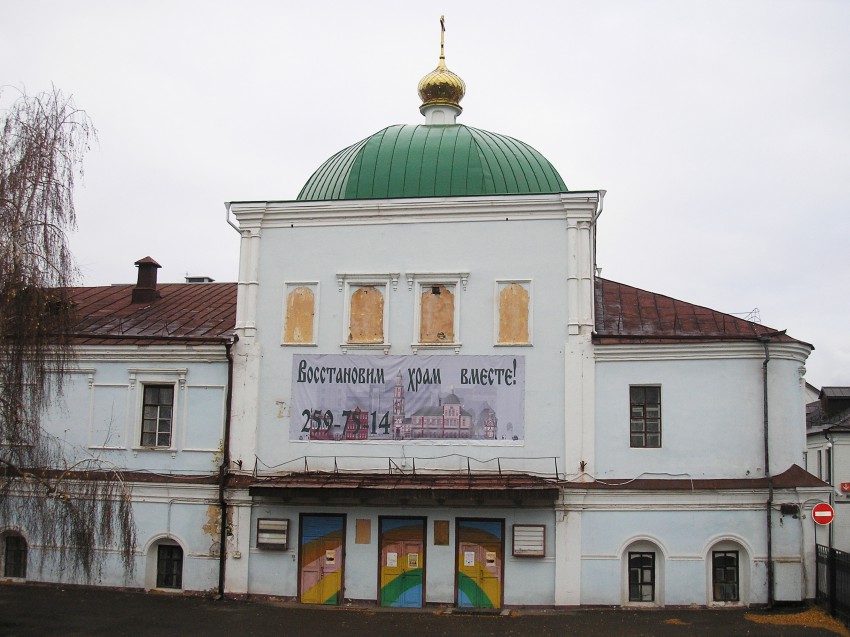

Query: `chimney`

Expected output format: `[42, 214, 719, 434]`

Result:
[132, 256, 162, 303]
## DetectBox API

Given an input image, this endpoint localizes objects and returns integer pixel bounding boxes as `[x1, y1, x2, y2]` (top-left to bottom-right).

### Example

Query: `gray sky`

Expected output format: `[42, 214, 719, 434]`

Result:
[2, 1, 848, 387]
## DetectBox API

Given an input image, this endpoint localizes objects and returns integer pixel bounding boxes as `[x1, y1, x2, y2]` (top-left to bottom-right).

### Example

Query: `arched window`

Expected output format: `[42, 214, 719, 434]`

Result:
[420, 285, 454, 343]
[707, 539, 749, 605]
[283, 285, 316, 344]
[349, 286, 384, 343]
[622, 539, 664, 606]
[3, 533, 27, 579]
[156, 544, 183, 589]
[498, 282, 530, 344]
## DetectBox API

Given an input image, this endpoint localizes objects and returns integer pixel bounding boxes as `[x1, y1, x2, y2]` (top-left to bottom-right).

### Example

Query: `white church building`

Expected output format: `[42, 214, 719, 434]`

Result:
[1, 27, 827, 608]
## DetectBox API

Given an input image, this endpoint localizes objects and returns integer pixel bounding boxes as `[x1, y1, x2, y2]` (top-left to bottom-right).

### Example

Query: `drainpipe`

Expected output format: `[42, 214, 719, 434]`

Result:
[759, 335, 774, 607]
[217, 334, 238, 599]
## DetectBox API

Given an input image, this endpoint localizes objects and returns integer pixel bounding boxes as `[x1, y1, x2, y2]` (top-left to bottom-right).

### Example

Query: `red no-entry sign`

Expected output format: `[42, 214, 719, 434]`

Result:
[813, 502, 835, 525]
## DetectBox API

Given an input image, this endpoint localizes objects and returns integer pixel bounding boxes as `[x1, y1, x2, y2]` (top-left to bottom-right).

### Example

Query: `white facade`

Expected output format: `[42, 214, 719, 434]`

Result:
[222, 188, 823, 608]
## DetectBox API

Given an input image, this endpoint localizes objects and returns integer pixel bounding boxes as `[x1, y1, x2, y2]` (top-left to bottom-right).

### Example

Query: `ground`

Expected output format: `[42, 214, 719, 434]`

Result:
[0, 584, 847, 637]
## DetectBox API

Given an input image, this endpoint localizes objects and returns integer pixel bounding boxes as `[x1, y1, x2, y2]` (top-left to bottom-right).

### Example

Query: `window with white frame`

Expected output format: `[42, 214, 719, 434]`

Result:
[282, 282, 319, 345]
[131, 368, 185, 450]
[496, 280, 531, 345]
[407, 272, 467, 353]
[337, 274, 396, 352]
[140, 385, 174, 447]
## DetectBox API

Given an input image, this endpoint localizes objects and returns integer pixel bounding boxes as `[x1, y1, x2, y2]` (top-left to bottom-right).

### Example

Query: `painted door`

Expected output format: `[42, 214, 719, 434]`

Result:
[300, 514, 345, 605]
[456, 519, 503, 609]
[379, 518, 425, 607]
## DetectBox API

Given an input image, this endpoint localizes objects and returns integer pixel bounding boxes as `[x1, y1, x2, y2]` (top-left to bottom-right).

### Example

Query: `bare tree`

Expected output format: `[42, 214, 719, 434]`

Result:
[0, 88, 135, 580]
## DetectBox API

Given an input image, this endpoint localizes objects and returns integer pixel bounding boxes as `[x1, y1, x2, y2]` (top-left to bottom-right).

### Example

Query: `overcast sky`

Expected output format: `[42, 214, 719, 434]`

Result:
[2, 1, 848, 387]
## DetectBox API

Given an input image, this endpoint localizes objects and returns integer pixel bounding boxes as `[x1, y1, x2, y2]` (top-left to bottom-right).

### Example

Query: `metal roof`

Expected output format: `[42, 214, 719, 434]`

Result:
[297, 124, 568, 201]
[821, 387, 850, 398]
[565, 465, 825, 490]
[594, 278, 807, 345]
[67, 282, 237, 345]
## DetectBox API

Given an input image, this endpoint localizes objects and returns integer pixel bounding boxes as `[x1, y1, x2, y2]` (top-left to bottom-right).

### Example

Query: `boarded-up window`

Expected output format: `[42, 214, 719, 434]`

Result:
[420, 285, 454, 343]
[498, 283, 529, 344]
[349, 286, 384, 343]
[433, 520, 450, 546]
[355, 519, 372, 544]
[284, 286, 315, 344]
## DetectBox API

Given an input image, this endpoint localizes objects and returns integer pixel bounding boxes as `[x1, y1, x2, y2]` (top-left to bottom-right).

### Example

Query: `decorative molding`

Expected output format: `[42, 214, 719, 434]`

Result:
[593, 341, 812, 363]
[229, 192, 601, 229]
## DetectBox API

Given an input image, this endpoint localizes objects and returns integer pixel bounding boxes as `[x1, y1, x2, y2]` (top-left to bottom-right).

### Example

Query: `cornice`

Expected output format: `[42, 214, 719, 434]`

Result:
[593, 340, 812, 363]
[73, 344, 229, 363]
[230, 192, 601, 229]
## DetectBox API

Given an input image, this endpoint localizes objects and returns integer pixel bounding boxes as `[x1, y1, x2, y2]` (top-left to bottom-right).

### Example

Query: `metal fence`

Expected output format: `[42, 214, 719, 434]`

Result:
[816, 544, 850, 619]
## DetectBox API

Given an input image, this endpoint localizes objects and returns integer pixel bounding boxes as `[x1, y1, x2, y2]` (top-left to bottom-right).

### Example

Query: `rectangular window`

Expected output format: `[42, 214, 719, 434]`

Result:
[826, 448, 832, 484]
[628, 552, 655, 602]
[141, 385, 174, 447]
[712, 551, 739, 602]
[156, 544, 183, 589]
[630, 386, 661, 448]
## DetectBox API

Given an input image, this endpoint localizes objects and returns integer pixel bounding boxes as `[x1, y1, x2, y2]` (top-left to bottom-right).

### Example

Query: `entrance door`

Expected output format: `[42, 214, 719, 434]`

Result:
[299, 514, 345, 605]
[379, 517, 425, 607]
[456, 519, 504, 609]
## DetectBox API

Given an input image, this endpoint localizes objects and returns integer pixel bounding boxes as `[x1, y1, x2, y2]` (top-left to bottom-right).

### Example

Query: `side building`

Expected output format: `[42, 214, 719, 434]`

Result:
[0, 258, 237, 593]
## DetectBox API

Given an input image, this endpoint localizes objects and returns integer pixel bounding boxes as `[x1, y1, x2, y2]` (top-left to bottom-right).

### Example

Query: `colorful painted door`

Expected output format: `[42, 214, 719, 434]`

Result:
[456, 519, 503, 609]
[300, 514, 345, 605]
[379, 518, 425, 607]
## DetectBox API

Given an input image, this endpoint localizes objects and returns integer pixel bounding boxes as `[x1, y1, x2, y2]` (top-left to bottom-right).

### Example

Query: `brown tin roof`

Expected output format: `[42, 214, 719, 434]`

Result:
[564, 465, 825, 491]
[249, 472, 560, 492]
[67, 282, 237, 345]
[594, 278, 806, 346]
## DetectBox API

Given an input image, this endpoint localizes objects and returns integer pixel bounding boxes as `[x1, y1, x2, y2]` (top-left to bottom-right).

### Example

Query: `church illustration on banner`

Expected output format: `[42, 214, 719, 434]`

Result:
[309, 372, 502, 441]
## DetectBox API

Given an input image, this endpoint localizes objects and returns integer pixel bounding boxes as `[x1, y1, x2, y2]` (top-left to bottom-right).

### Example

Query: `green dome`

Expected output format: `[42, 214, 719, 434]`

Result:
[297, 124, 568, 201]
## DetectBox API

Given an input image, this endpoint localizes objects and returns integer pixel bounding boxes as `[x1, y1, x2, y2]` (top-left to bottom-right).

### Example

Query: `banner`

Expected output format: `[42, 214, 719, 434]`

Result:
[291, 354, 525, 441]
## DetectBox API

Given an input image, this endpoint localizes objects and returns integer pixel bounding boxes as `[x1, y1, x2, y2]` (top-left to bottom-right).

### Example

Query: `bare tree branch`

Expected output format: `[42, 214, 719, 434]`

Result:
[0, 87, 136, 581]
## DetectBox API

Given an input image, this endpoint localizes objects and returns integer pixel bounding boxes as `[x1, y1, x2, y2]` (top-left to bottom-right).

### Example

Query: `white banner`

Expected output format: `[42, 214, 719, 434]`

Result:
[290, 354, 525, 441]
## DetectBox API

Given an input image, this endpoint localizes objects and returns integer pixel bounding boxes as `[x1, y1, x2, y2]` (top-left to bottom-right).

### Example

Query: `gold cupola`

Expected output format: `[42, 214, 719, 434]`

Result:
[418, 16, 465, 124]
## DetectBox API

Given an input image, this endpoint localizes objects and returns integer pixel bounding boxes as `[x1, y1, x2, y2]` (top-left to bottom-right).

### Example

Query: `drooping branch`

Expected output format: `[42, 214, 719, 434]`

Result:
[0, 87, 136, 580]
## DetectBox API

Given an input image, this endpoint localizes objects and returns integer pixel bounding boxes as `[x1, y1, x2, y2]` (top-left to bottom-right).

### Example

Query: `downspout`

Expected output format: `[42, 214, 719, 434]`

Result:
[225, 202, 240, 233]
[217, 333, 238, 599]
[759, 335, 774, 607]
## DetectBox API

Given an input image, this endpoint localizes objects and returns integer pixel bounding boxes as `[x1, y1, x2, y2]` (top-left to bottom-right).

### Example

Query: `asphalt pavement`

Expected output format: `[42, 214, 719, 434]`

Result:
[0, 583, 847, 637]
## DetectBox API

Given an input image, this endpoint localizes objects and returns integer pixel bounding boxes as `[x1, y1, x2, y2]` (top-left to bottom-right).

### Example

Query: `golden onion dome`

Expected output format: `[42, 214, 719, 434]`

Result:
[418, 16, 465, 113]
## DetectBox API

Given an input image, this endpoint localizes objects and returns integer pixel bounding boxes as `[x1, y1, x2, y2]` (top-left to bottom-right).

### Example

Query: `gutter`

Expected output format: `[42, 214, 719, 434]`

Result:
[760, 335, 774, 607]
[217, 333, 238, 599]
